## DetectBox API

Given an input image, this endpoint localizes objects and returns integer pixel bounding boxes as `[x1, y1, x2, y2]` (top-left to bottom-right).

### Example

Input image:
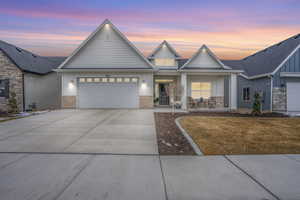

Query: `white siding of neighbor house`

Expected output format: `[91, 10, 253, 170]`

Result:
[62, 72, 153, 98]
[63, 25, 149, 69]
[186, 50, 222, 68]
[154, 45, 176, 59]
[24, 72, 60, 110]
[187, 75, 225, 97]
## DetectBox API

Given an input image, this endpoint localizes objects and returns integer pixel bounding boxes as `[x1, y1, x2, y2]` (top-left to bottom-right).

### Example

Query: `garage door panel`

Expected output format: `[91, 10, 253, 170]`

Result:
[287, 81, 300, 112]
[78, 83, 139, 108]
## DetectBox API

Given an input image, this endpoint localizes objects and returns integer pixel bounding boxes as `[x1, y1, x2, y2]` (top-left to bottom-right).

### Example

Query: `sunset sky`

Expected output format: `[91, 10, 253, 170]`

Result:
[1, 0, 300, 59]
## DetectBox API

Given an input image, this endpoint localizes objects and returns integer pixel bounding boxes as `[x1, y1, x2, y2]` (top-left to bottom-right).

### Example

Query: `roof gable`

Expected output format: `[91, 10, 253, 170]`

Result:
[60, 19, 153, 69]
[148, 41, 181, 59]
[181, 45, 230, 70]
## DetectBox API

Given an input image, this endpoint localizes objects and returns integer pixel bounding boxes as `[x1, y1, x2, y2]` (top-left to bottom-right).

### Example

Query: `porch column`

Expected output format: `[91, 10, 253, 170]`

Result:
[181, 73, 187, 109]
[230, 73, 237, 110]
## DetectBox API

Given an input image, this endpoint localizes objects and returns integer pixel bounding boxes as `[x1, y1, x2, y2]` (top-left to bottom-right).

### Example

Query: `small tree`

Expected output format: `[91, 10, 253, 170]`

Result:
[8, 92, 19, 114]
[252, 92, 261, 116]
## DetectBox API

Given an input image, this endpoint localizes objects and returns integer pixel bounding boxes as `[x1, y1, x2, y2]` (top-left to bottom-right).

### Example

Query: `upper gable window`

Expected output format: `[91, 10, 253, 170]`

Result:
[154, 58, 176, 66]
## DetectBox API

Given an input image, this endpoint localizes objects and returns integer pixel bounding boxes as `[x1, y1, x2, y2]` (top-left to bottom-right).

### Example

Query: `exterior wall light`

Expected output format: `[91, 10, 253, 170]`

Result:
[105, 23, 110, 28]
[141, 80, 147, 89]
[68, 80, 75, 89]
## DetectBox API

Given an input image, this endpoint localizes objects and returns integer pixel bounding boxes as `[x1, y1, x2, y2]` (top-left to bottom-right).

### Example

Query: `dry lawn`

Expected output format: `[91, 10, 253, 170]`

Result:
[180, 116, 300, 155]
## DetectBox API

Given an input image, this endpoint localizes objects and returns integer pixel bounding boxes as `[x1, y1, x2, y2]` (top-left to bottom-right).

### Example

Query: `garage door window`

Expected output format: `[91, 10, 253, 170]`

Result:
[131, 78, 138, 83]
[78, 77, 139, 84]
[79, 78, 86, 83]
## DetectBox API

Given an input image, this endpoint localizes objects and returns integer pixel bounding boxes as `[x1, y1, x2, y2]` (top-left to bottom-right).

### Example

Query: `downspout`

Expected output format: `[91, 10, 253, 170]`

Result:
[269, 75, 273, 112]
[22, 73, 25, 112]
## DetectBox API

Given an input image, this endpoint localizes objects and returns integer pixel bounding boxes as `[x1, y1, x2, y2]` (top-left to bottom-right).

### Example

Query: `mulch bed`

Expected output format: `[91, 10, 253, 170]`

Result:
[155, 112, 196, 155]
[154, 111, 287, 155]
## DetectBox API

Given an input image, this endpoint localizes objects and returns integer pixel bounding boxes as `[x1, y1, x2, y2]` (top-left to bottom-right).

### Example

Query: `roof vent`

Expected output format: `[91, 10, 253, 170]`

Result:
[276, 42, 283, 46]
[16, 47, 22, 53]
[294, 34, 300, 39]
[32, 54, 37, 58]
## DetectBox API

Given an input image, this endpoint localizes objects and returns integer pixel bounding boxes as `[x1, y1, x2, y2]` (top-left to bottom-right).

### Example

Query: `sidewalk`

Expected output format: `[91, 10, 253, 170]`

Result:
[0, 153, 299, 200]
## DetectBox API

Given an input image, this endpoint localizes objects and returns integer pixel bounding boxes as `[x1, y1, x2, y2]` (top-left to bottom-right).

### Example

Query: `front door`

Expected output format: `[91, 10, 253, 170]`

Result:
[159, 83, 170, 105]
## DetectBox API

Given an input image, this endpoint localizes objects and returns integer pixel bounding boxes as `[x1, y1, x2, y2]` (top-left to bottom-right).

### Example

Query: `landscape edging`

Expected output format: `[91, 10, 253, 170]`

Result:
[175, 117, 203, 156]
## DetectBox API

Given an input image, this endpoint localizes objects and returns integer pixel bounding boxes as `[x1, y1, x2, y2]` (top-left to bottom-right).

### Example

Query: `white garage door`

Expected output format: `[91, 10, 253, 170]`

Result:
[287, 81, 300, 111]
[78, 77, 139, 108]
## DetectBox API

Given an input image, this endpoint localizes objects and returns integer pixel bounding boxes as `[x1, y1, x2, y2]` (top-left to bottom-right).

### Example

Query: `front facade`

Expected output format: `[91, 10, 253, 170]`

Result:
[0, 41, 63, 112]
[224, 34, 300, 112]
[57, 20, 241, 110]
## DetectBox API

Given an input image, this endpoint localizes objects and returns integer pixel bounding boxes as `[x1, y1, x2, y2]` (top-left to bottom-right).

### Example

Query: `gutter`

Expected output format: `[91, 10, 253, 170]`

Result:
[54, 68, 154, 73]
[178, 69, 243, 73]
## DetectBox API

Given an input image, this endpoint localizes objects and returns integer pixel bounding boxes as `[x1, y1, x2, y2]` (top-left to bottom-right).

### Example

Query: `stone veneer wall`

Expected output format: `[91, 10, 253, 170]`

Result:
[62, 96, 76, 108]
[272, 87, 286, 111]
[188, 96, 224, 109]
[0, 50, 23, 112]
[139, 96, 153, 108]
[210, 96, 224, 108]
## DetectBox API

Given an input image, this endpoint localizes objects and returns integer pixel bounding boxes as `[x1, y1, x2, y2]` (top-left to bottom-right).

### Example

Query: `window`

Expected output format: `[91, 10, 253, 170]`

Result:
[86, 78, 93, 83]
[109, 78, 115, 83]
[154, 58, 176, 66]
[102, 78, 108, 82]
[94, 78, 100, 82]
[79, 78, 86, 83]
[191, 82, 211, 99]
[124, 78, 130, 83]
[116, 78, 122, 83]
[0, 79, 9, 98]
[243, 87, 250, 101]
[131, 78, 138, 83]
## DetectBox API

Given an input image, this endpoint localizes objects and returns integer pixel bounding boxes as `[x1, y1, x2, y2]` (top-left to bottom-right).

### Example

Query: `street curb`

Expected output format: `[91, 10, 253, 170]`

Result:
[175, 117, 203, 156]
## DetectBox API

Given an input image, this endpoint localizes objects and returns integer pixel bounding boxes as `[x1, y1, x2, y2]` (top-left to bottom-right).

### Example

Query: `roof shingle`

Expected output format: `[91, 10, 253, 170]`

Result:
[0, 40, 65, 74]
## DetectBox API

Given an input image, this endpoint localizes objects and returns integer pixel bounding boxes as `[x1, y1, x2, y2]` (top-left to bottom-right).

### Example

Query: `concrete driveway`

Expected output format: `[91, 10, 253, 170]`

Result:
[0, 109, 158, 154]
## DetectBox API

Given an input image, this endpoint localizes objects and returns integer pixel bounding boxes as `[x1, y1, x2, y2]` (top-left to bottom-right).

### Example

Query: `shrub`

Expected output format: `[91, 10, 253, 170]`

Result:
[8, 92, 19, 114]
[252, 92, 261, 116]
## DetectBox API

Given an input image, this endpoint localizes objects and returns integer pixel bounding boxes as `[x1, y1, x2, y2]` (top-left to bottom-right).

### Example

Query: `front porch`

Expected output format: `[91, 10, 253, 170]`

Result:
[153, 72, 238, 111]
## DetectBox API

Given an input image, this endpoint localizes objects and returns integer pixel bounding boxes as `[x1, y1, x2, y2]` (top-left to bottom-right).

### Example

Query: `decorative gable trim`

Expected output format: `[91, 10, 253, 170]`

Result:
[180, 45, 231, 70]
[148, 40, 181, 59]
[58, 19, 153, 69]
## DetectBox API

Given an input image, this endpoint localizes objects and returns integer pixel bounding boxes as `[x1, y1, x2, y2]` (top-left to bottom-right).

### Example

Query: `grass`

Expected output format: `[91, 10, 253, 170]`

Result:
[179, 116, 300, 155]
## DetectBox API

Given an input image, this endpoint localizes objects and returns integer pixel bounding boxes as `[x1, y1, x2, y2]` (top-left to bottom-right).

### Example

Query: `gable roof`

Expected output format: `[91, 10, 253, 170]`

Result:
[59, 19, 153, 69]
[180, 45, 231, 70]
[0, 40, 64, 74]
[223, 33, 300, 78]
[148, 40, 181, 58]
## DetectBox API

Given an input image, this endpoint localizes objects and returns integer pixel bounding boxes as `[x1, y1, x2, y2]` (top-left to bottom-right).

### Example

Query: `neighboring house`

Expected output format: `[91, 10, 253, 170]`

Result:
[56, 19, 242, 110]
[223, 34, 300, 112]
[0, 40, 65, 112]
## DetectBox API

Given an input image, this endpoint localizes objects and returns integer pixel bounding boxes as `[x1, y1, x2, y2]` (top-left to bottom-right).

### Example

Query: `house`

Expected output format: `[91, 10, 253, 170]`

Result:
[56, 19, 242, 110]
[0, 40, 65, 112]
[223, 34, 300, 112]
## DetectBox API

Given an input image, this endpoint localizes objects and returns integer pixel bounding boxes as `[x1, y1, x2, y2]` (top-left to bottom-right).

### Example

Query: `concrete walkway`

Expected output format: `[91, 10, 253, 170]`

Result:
[0, 153, 299, 200]
[0, 109, 158, 154]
